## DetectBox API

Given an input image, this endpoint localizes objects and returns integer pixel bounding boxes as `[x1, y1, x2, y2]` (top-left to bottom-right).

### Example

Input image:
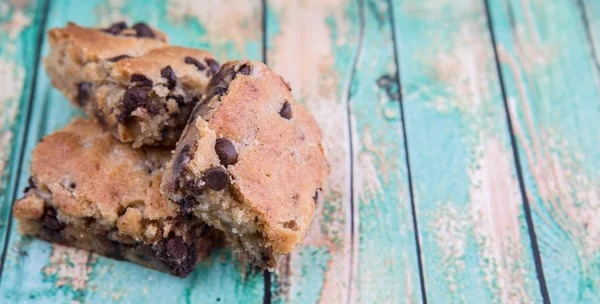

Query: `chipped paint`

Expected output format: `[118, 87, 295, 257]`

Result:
[43, 245, 92, 290]
[167, 0, 260, 58]
[500, 43, 600, 273]
[430, 202, 469, 300]
[403, 254, 415, 304]
[2, 8, 30, 40]
[469, 138, 533, 303]
[397, 0, 540, 301]
[0, 2, 29, 193]
[267, 0, 356, 303]
[0, 60, 26, 194]
[355, 130, 384, 203]
[423, 22, 494, 129]
[95, 0, 128, 26]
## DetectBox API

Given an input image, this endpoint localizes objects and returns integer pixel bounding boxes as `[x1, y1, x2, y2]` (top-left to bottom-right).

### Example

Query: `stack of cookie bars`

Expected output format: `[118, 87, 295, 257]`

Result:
[12, 22, 330, 277]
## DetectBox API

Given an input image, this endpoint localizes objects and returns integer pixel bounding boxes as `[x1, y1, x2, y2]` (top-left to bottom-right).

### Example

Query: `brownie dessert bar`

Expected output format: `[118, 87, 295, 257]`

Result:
[44, 22, 219, 147]
[13, 119, 217, 277]
[161, 61, 330, 269]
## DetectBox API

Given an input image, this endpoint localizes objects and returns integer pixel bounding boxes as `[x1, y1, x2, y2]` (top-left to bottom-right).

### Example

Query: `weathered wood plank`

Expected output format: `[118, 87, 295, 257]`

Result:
[351, 0, 423, 302]
[0, 0, 48, 274]
[265, 0, 357, 302]
[0, 0, 265, 303]
[488, 0, 600, 302]
[391, 0, 543, 302]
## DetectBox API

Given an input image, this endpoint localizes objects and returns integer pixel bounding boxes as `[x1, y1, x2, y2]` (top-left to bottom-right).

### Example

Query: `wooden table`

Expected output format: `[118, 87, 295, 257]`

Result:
[0, 0, 598, 303]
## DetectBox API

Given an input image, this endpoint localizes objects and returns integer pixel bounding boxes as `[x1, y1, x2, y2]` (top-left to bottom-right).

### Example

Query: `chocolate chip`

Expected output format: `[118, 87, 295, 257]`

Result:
[177, 195, 196, 214]
[168, 95, 185, 106]
[28, 177, 36, 188]
[76, 82, 92, 107]
[143, 238, 196, 277]
[132, 22, 155, 39]
[184, 56, 206, 71]
[313, 188, 322, 204]
[105, 243, 125, 261]
[102, 21, 127, 35]
[161, 66, 177, 90]
[215, 138, 237, 166]
[23, 176, 36, 193]
[203, 167, 229, 191]
[118, 86, 151, 122]
[158, 238, 197, 277]
[69, 182, 76, 189]
[205, 58, 219, 76]
[107, 54, 131, 62]
[238, 63, 252, 75]
[130, 74, 153, 87]
[148, 103, 160, 115]
[166, 237, 188, 262]
[42, 208, 63, 231]
[279, 101, 292, 119]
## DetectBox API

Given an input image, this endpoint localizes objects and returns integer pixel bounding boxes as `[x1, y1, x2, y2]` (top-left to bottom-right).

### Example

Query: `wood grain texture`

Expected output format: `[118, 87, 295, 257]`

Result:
[3, 0, 600, 302]
[582, 0, 600, 74]
[265, 0, 357, 302]
[351, 1, 423, 302]
[488, 0, 600, 302]
[0, 0, 265, 303]
[391, 0, 542, 302]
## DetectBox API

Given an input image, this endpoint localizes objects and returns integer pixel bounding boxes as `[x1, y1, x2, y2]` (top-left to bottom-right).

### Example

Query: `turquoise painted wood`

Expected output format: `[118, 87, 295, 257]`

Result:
[1, 0, 599, 303]
[391, 0, 542, 302]
[0, 0, 47, 270]
[350, 0, 422, 302]
[265, 0, 423, 302]
[488, 0, 600, 302]
[264, 0, 358, 302]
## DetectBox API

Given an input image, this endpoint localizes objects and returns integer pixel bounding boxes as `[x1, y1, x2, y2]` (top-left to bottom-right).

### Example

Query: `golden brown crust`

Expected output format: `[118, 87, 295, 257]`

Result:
[109, 46, 215, 97]
[47, 22, 168, 62]
[162, 61, 330, 265]
[13, 195, 44, 219]
[13, 118, 175, 240]
[211, 62, 329, 251]
[44, 23, 217, 147]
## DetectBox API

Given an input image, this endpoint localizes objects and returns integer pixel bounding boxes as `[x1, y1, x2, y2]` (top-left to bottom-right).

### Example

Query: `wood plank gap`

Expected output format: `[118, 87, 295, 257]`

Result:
[0, 0, 51, 283]
[482, 0, 550, 302]
[263, 269, 272, 304]
[387, 0, 427, 302]
[344, 0, 364, 302]
[262, 0, 267, 64]
[576, 0, 600, 81]
[261, 1, 272, 303]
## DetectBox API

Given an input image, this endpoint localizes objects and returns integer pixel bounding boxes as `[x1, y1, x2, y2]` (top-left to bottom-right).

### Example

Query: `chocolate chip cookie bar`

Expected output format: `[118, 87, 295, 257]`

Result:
[13, 119, 217, 277]
[44, 22, 219, 147]
[161, 61, 330, 269]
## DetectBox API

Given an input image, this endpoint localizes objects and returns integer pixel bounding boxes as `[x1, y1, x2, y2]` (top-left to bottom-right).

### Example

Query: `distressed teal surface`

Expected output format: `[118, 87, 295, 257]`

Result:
[265, 0, 358, 301]
[351, 0, 422, 302]
[1, 0, 600, 302]
[392, 0, 541, 302]
[489, 0, 600, 302]
[0, 0, 47, 269]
